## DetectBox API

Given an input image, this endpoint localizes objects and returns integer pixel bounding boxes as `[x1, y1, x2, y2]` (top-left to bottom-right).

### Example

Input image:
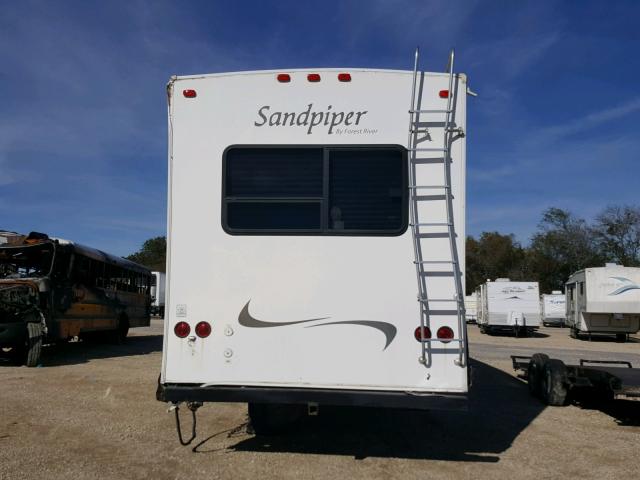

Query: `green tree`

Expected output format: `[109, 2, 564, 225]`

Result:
[466, 232, 527, 293]
[527, 208, 602, 292]
[126, 236, 166, 272]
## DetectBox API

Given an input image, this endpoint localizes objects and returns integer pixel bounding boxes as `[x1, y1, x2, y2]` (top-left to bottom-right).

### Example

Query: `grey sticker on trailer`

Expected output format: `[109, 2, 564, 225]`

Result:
[176, 304, 187, 317]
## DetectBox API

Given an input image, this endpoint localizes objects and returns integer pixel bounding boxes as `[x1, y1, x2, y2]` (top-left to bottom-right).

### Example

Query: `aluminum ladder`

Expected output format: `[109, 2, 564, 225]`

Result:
[407, 48, 466, 367]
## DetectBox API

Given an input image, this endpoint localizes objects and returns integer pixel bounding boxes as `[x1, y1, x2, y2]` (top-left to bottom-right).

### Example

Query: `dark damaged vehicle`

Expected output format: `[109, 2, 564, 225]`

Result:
[0, 232, 152, 366]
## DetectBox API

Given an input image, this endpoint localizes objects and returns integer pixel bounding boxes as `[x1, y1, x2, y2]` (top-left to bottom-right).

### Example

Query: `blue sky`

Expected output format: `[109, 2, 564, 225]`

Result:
[1, 0, 639, 255]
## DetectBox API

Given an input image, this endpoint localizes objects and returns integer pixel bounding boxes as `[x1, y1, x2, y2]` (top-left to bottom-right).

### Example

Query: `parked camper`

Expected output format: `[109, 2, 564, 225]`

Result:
[157, 50, 471, 437]
[541, 291, 566, 327]
[151, 271, 166, 318]
[476, 279, 541, 336]
[565, 264, 640, 342]
[0, 232, 151, 366]
[464, 295, 477, 323]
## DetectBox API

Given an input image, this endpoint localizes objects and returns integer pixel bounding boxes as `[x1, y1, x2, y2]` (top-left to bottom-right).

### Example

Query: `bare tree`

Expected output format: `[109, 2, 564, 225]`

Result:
[593, 205, 640, 266]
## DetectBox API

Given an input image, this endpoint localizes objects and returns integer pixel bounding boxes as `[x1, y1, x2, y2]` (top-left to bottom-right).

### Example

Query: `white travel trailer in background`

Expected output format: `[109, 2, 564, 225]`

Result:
[566, 264, 640, 342]
[151, 271, 166, 318]
[541, 291, 566, 327]
[476, 279, 541, 336]
[157, 49, 471, 436]
[464, 295, 477, 323]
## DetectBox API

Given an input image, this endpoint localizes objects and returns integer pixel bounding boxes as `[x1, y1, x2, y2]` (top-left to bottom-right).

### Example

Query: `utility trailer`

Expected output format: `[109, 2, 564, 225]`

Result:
[512, 354, 640, 406]
[566, 264, 640, 342]
[157, 48, 473, 440]
[476, 279, 540, 336]
[150, 271, 166, 318]
[541, 290, 566, 327]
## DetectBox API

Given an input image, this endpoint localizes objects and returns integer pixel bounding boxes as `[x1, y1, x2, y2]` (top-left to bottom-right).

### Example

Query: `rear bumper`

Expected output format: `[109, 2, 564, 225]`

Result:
[156, 383, 468, 411]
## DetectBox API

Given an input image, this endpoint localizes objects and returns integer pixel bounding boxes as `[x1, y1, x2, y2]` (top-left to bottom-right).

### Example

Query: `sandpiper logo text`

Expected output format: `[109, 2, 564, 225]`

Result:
[254, 104, 369, 135]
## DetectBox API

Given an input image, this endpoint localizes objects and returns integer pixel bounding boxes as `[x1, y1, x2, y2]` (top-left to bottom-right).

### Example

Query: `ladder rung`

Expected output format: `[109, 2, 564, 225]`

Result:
[423, 309, 459, 316]
[408, 185, 449, 190]
[416, 232, 449, 239]
[414, 194, 447, 201]
[417, 338, 464, 343]
[411, 222, 452, 227]
[409, 148, 447, 152]
[414, 260, 456, 264]
[418, 298, 458, 303]
[420, 271, 455, 277]
[409, 109, 451, 114]
[412, 157, 445, 165]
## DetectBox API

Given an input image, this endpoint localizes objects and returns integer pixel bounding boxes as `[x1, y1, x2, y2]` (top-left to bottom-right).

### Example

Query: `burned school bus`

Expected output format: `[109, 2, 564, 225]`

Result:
[0, 232, 151, 366]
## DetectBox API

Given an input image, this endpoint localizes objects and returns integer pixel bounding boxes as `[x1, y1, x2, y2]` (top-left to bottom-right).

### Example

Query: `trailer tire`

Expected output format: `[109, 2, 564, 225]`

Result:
[115, 315, 130, 344]
[24, 322, 43, 367]
[248, 403, 305, 436]
[528, 353, 549, 398]
[615, 333, 627, 343]
[541, 359, 568, 406]
[569, 327, 577, 339]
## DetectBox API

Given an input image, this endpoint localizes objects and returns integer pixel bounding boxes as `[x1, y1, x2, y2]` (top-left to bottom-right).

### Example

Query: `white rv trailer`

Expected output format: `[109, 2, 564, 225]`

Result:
[476, 279, 541, 336]
[464, 295, 477, 323]
[540, 290, 565, 327]
[150, 271, 166, 318]
[566, 264, 640, 342]
[157, 51, 471, 435]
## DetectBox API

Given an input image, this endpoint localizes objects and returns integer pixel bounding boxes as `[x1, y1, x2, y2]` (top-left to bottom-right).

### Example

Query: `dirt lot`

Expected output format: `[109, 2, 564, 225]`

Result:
[1, 321, 639, 480]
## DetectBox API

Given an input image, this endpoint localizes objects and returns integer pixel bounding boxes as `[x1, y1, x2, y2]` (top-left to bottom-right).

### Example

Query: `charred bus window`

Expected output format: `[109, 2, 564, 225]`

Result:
[0, 243, 54, 279]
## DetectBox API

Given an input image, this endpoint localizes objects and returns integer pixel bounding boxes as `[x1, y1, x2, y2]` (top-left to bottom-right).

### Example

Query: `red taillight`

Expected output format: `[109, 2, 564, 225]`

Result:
[195, 321, 212, 338]
[277, 73, 291, 83]
[183, 89, 197, 98]
[307, 73, 321, 82]
[437, 326, 454, 342]
[414, 326, 432, 342]
[439, 89, 449, 98]
[174, 321, 190, 338]
[338, 73, 351, 82]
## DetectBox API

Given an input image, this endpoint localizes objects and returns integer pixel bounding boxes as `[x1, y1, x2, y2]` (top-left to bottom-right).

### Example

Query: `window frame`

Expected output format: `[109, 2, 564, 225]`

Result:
[221, 144, 408, 236]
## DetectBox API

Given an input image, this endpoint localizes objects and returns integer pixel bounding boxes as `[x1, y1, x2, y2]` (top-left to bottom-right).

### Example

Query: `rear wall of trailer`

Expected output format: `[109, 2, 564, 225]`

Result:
[162, 69, 468, 393]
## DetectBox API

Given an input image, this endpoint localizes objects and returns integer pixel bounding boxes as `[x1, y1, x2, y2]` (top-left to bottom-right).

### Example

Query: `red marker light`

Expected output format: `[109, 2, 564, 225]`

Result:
[183, 89, 197, 98]
[439, 90, 449, 98]
[437, 326, 454, 342]
[414, 326, 432, 342]
[307, 73, 321, 82]
[195, 321, 212, 338]
[277, 73, 291, 83]
[338, 73, 351, 82]
[174, 321, 190, 338]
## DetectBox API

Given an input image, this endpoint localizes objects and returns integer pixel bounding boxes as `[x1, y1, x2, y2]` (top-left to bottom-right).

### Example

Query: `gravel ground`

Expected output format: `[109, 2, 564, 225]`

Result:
[1, 320, 639, 480]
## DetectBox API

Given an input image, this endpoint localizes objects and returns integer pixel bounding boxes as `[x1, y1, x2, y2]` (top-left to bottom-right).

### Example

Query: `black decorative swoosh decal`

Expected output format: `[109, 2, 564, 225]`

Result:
[238, 300, 397, 350]
[238, 300, 329, 327]
[305, 321, 397, 350]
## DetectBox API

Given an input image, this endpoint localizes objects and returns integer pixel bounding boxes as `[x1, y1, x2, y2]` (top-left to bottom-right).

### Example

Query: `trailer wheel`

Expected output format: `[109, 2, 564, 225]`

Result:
[615, 333, 627, 343]
[527, 353, 549, 398]
[117, 315, 130, 344]
[569, 327, 577, 339]
[541, 359, 568, 406]
[24, 322, 43, 367]
[248, 403, 305, 436]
